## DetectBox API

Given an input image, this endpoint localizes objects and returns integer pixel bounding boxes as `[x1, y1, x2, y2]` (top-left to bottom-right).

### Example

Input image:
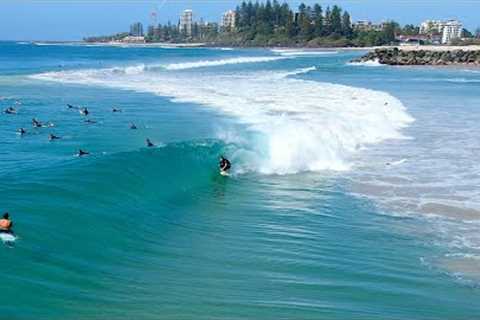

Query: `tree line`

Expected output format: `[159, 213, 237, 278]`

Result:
[85, 1, 480, 47]
[214, 1, 399, 47]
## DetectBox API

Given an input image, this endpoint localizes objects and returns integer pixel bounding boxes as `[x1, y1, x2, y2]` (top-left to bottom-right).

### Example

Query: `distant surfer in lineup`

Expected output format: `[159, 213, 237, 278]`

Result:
[112, 107, 122, 113]
[79, 107, 89, 116]
[0, 213, 13, 234]
[146, 138, 155, 147]
[4, 107, 17, 114]
[130, 123, 137, 130]
[77, 149, 89, 157]
[48, 134, 61, 141]
[32, 118, 42, 128]
[219, 156, 231, 176]
[17, 128, 26, 136]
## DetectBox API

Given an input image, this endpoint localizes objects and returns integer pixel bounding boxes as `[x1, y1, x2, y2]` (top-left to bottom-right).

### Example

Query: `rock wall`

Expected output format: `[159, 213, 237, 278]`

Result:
[352, 48, 480, 66]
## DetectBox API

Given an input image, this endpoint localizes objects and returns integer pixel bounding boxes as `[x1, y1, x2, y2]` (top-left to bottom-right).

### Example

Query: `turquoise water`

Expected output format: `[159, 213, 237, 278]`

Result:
[1, 42, 480, 319]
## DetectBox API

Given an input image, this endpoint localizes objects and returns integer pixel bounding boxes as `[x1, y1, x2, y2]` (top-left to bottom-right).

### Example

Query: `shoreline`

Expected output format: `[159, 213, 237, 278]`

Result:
[19, 40, 480, 52]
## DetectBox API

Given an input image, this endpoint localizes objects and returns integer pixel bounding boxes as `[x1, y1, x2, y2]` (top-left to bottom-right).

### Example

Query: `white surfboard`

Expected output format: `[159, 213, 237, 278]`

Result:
[0, 232, 16, 246]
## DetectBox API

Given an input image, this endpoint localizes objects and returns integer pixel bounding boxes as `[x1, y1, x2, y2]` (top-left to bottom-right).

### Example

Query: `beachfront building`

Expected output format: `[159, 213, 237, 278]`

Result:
[130, 22, 144, 37]
[353, 20, 373, 32]
[420, 20, 444, 35]
[441, 20, 463, 44]
[121, 36, 146, 43]
[180, 9, 193, 36]
[352, 20, 386, 32]
[420, 19, 463, 44]
[221, 10, 236, 31]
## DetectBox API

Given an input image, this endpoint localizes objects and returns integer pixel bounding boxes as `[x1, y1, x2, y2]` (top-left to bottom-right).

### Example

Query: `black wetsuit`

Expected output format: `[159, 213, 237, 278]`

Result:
[78, 150, 89, 157]
[220, 158, 231, 172]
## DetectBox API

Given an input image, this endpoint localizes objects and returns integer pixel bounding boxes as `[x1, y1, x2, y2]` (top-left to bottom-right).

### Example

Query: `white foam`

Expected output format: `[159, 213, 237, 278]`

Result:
[163, 56, 286, 70]
[272, 49, 338, 56]
[31, 62, 413, 175]
[347, 59, 383, 67]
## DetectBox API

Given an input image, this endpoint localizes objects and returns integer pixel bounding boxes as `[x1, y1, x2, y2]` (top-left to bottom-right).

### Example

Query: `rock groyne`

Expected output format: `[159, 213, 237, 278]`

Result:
[351, 47, 480, 66]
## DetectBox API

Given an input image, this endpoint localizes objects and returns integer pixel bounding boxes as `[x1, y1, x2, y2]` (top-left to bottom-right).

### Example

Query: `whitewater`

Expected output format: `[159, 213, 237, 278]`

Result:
[31, 57, 413, 175]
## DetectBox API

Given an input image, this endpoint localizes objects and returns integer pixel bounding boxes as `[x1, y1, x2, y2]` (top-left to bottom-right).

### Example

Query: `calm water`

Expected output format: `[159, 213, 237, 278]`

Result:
[1, 42, 479, 319]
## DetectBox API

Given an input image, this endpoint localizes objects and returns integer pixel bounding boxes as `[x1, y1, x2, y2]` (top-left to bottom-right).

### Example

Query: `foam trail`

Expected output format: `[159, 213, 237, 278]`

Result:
[272, 49, 338, 56]
[348, 59, 383, 67]
[31, 63, 413, 175]
[164, 56, 287, 70]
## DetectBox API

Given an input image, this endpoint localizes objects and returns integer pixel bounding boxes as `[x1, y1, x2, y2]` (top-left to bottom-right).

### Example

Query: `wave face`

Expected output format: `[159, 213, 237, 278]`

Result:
[31, 59, 413, 175]
[163, 56, 287, 70]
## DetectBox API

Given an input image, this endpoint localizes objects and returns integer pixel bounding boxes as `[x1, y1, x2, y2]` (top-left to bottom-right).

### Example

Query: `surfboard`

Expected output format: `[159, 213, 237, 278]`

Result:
[220, 170, 230, 177]
[0, 232, 16, 247]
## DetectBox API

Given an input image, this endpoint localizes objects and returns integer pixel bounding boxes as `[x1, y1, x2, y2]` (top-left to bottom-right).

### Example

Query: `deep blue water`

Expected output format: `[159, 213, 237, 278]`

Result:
[1, 41, 480, 319]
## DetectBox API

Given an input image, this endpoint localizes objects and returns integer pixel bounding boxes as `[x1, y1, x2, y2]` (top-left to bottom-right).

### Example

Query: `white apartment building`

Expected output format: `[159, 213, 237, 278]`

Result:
[221, 10, 236, 30]
[180, 9, 193, 36]
[420, 19, 463, 44]
[441, 20, 463, 44]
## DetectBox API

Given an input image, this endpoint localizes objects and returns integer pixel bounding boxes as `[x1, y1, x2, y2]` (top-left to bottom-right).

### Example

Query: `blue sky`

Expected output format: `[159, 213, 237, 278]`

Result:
[1, 0, 479, 40]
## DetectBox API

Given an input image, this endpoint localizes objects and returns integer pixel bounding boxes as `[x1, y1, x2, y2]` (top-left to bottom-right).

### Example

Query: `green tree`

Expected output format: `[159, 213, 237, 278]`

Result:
[313, 4, 323, 37]
[330, 5, 343, 35]
[323, 6, 332, 35]
[382, 21, 397, 44]
[341, 11, 352, 38]
[402, 24, 419, 35]
[462, 28, 473, 38]
[299, 5, 314, 39]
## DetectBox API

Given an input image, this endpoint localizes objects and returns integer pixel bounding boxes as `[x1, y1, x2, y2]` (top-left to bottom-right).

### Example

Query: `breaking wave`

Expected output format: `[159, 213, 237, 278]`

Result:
[347, 59, 383, 67]
[164, 56, 287, 70]
[271, 49, 339, 56]
[30, 60, 413, 175]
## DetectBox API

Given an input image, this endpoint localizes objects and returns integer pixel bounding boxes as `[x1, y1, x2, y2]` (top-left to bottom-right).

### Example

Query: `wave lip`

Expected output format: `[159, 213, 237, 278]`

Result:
[271, 49, 338, 56]
[163, 56, 287, 70]
[30, 62, 413, 175]
[347, 59, 382, 67]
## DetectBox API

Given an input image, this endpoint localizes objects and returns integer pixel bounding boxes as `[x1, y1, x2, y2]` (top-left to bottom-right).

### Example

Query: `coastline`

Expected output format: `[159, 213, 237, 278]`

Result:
[24, 40, 480, 52]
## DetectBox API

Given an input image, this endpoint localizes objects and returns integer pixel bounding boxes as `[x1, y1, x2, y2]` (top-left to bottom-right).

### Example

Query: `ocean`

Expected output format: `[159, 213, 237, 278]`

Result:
[1, 41, 479, 319]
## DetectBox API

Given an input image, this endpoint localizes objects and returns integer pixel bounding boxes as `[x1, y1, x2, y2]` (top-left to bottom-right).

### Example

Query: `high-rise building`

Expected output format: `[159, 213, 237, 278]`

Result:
[441, 20, 463, 44]
[420, 19, 463, 44]
[221, 10, 236, 30]
[179, 9, 193, 36]
[130, 22, 144, 37]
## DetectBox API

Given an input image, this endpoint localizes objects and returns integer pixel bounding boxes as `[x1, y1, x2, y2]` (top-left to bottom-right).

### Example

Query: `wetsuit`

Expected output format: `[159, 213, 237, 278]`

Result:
[220, 158, 231, 172]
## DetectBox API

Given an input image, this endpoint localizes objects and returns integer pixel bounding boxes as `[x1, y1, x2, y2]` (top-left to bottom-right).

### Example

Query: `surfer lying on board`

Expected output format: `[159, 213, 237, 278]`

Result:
[0, 213, 13, 234]
[219, 156, 231, 174]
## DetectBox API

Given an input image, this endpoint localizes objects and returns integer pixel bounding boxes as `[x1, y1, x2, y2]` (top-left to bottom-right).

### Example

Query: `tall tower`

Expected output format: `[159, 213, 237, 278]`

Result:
[150, 10, 158, 27]
[179, 9, 193, 36]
